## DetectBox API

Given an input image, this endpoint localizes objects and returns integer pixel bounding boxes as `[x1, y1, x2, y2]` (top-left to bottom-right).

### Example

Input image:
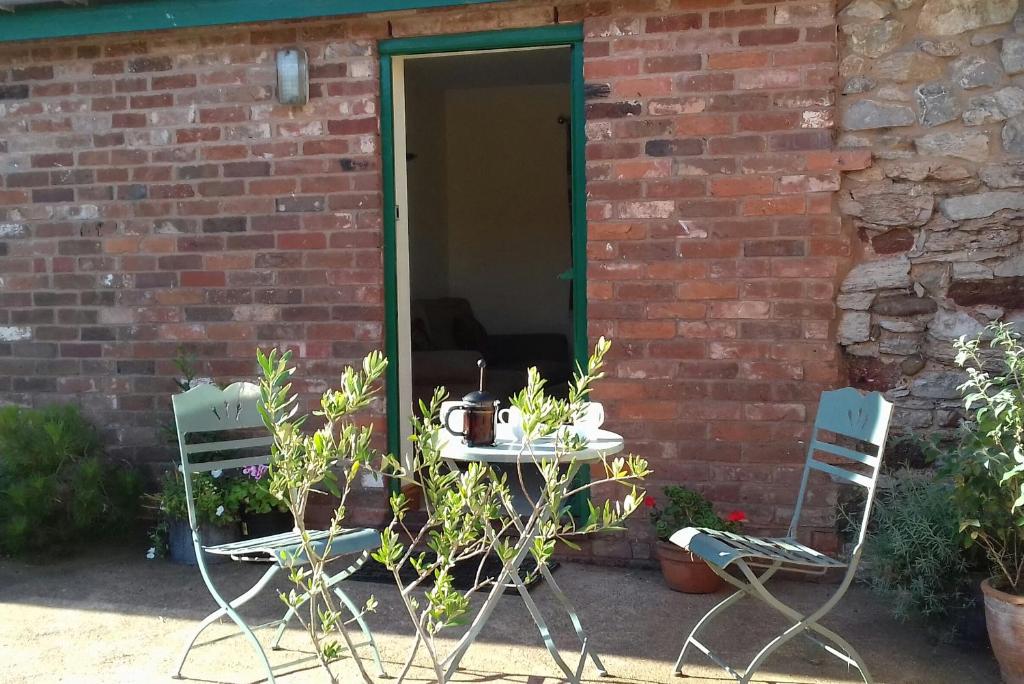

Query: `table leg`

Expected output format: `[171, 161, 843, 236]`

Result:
[509, 564, 585, 683]
[438, 459, 608, 683]
[441, 517, 537, 681]
[538, 562, 609, 677]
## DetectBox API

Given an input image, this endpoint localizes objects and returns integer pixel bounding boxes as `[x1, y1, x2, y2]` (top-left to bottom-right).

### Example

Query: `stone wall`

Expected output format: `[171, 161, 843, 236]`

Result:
[837, 0, 1024, 434]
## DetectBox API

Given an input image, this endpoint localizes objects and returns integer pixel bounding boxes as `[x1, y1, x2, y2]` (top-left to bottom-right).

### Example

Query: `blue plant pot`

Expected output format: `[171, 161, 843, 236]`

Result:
[167, 519, 241, 566]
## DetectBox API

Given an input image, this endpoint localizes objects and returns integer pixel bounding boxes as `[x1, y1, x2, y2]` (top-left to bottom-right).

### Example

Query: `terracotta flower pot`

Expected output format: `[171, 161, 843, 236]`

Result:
[983, 578, 1024, 684]
[656, 541, 723, 594]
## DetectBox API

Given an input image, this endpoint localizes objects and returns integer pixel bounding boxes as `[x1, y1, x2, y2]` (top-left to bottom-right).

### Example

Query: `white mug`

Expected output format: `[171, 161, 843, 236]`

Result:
[575, 402, 605, 440]
[439, 401, 465, 433]
[497, 406, 525, 441]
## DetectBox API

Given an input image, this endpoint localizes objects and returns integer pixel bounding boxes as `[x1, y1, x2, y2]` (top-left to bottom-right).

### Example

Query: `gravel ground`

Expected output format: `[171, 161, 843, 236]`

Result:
[0, 542, 1000, 684]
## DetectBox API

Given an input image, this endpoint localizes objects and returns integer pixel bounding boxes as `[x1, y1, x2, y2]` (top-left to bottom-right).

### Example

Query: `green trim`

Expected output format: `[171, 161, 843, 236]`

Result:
[380, 54, 401, 497]
[568, 39, 590, 519]
[569, 41, 588, 368]
[379, 24, 583, 55]
[0, 0, 511, 43]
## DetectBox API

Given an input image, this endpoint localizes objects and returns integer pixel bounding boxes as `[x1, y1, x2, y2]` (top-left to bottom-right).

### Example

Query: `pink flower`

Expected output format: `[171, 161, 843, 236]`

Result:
[243, 464, 269, 480]
[643, 495, 657, 509]
[726, 510, 747, 523]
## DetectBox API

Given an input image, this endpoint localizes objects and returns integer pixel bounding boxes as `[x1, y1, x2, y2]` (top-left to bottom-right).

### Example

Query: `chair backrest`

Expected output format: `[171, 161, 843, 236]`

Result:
[171, 382, 273, 531]
[788, 388, 893, 553]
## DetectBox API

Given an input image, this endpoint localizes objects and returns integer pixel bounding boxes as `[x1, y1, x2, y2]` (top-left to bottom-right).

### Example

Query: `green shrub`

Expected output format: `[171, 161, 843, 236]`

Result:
[857, 469, 973, 627]
[0, 404, 141, 556]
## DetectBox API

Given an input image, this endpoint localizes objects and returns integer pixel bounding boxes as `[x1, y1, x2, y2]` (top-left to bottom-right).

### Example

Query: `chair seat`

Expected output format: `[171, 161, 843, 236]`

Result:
[669, 527, 846, 571]
[205, 528, 381, 566]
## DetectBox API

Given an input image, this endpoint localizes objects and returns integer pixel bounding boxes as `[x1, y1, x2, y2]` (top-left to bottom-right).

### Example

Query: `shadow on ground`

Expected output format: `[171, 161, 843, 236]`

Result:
[0, 541, 999, 684]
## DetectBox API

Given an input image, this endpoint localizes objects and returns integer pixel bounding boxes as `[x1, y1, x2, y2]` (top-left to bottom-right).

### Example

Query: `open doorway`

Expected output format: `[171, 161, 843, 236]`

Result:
[401, 47, 575, 414]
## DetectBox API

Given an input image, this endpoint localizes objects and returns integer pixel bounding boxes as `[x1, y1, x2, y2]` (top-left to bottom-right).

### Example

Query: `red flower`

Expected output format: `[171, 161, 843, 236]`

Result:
[726, 510, 747, 523]
[643, 495, 657, 509]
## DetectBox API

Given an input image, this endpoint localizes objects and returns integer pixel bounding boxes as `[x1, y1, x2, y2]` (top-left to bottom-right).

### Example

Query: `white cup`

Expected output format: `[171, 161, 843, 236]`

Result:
[575, 402, 605, 440]
[438, 401, 465, 439]
[497, 406, 525, 441]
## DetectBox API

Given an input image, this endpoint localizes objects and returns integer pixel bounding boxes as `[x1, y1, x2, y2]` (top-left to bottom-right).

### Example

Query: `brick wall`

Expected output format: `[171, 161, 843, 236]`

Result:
[0, 0, 847, 560]
[579, 0, 854, 558]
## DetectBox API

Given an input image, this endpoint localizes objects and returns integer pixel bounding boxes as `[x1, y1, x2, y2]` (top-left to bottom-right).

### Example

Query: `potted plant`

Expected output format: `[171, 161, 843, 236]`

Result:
[646, 485, 745, 593]
[238, 464, 292, 538]
[146, 467, 243, 565]
[947, 323, 1024, 683]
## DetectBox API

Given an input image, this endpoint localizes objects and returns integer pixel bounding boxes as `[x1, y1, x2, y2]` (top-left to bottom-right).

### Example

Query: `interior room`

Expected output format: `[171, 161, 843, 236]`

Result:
[403, 47, 574, 408]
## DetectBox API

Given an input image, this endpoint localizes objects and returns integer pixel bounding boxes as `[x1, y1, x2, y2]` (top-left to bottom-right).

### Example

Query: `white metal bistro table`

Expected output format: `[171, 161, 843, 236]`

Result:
[437, 428, 624, 683]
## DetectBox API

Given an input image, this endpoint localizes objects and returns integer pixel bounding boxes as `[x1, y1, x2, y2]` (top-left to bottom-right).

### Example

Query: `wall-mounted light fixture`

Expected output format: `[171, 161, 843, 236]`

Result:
[276, 48, 309, 106]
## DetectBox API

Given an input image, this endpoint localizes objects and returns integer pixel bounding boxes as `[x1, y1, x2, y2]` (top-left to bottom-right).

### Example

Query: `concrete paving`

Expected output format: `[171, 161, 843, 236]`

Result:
[0, 544, 1000, 684]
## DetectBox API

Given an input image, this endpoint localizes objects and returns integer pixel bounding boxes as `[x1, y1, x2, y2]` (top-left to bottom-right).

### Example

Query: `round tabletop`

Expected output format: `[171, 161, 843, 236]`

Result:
[438, 428, 624, 464]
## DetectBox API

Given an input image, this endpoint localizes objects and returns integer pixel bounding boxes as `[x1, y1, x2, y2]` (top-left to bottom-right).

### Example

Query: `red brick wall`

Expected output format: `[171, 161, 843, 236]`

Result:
[578, 1, 857, 559]
[0, 18, 398, 464]
[0, 0, 848, 560]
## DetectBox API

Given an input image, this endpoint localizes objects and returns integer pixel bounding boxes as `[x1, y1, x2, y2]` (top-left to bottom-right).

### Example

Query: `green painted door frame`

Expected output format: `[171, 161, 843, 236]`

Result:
[379, 24, 590, 509]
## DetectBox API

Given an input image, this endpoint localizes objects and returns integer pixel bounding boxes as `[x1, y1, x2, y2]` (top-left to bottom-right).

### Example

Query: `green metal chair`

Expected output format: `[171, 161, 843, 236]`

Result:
[670, 387, 893, 684]
[171, 381, 387, 683]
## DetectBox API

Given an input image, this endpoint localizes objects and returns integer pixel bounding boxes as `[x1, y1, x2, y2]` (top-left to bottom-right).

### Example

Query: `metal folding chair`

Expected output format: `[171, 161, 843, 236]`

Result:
[670, 387, 893, 684]
[171, 381, 387, 683]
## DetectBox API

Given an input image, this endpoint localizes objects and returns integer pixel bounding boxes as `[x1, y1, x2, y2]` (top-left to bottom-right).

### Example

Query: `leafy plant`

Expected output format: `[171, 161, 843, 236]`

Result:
[154, 468, 243, 525]
[238, 464, 287, 516]
[258, 348, 388, 684]
[146, 464, 286, 558]
[160, 346, 203, 446]
[375, 338, 650, 683]
[945, 322, 1024, 595]
[647, 485, 745, 542]
[855, 469, 974, 628]
[0, 404, 140, 556]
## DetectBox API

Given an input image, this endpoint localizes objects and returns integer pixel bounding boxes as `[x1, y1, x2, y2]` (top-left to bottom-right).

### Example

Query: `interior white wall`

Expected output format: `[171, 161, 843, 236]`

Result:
[404, 54, 571, 338]
[443, 83, 571, 336]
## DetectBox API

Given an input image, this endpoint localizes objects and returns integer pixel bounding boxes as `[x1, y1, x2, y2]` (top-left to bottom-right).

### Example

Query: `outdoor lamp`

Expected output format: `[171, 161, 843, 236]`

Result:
[276, 48, 308, 105]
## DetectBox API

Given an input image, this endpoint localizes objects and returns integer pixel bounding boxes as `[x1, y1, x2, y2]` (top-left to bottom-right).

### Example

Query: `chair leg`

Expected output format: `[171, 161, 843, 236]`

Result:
[270, 605, 297, 651]
[673, 589, 744, 677]
[734, 562, 872, 684]
[739, 617, 812, 684]
[673, 562, 782, 679]
[334, 584, 389, 679]
[173, 604, 229, 678]
[803, 631, 873, 684]
[174, 564, 280, 680]
[270, 551, 388, 678]
[223, 603, 278, 684]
